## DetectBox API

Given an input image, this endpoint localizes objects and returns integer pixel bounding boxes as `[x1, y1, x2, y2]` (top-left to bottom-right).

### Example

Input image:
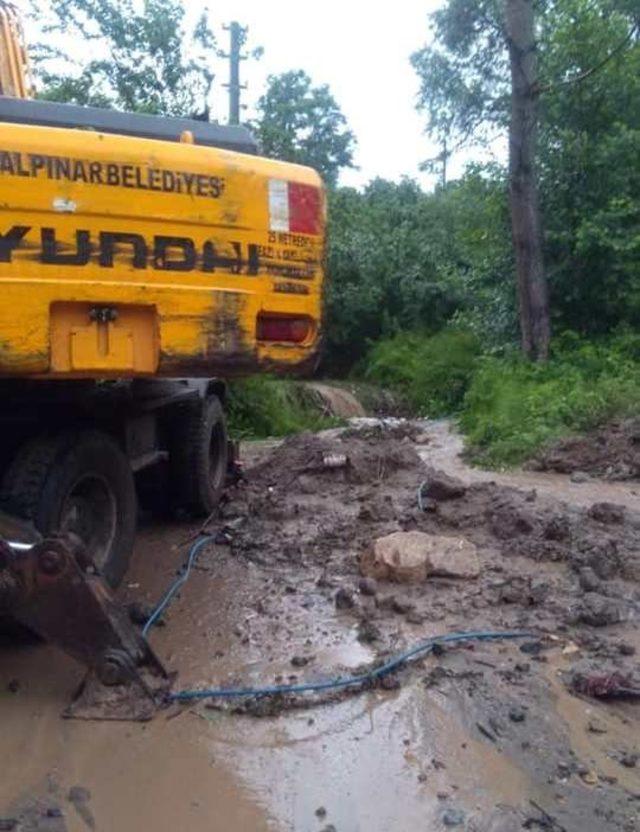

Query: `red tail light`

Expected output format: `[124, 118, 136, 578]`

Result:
[257, 314, 312, 344]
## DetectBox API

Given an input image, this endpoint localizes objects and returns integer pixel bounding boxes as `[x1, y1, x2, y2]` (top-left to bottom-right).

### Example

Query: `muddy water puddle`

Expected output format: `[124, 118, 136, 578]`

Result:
[200, 680, 534, 831]
[546, 637, 640, 794]
[1, 519, 537, 832]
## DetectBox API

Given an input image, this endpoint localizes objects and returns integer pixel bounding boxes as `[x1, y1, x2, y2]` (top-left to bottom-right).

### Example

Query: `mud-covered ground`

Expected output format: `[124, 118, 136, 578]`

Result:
[533, 419, 640, 481]
[1, 419, 639, 831]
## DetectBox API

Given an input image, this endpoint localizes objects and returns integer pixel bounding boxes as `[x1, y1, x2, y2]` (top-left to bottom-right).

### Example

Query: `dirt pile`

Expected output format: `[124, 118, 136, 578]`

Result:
[225, 427, 640, 645]
[248, 430, 424, 487]
[413, 475, 640, 582]
[532, 419, 640, 480]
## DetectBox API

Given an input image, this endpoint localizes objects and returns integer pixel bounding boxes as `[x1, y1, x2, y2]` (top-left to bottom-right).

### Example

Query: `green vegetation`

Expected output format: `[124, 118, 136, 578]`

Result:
[226, 377, 337, 440]
[30, 0, 218, 116]
[363, 330, 481, 417]
[460, 335, 640, 466]
[357, 331, 640, 467]
[252, 70, 356, 187]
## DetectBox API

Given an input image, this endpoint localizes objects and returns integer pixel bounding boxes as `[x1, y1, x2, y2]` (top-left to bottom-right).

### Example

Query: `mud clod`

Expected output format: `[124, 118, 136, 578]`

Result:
[588, 502, 625, 524]
[508, 706, 526, 723]
[587, 718, 608, 734]
[570, 471, 591, 483]
[574, 594, 629, 627]
[420, 470, 467, 501]
[578, 567, 601, 592]
[334, 588, 355, 610]
[357, 618, 381, 644]
[620, 753, 638, 769]
[67, 786, 94, 831]
[358, 577, 378, 596]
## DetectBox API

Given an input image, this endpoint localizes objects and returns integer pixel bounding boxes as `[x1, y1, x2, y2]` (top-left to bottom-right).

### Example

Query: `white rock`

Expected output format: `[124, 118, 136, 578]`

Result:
[427, 536, 480, 579]
[360, 531, 480, 583]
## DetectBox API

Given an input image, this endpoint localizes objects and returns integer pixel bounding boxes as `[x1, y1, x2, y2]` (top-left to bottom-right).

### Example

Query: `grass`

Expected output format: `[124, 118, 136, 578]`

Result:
[362, 329, 481, 417]
[460, 333, 640, 466]
[225, 376, 339, 439]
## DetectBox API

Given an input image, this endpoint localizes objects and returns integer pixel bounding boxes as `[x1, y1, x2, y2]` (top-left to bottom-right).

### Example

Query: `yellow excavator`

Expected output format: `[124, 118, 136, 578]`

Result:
[0, 1, 325, 717]
[0, 2, 31, 97]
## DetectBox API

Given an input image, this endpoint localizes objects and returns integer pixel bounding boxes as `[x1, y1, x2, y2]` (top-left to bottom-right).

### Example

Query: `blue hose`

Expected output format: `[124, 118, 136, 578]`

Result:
[168, 629, 531, 703]
[143, 536, 532, 705]
[142, 534, 214, 639]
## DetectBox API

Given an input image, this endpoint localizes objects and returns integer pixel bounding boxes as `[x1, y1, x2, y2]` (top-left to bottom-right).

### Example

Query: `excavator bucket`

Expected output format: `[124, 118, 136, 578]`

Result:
[0, 518, 169, 720]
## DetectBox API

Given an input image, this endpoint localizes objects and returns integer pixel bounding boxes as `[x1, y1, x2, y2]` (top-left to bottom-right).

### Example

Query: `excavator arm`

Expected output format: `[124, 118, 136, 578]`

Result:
[0, 1, 32, 98]
[0, 511, 169, 720]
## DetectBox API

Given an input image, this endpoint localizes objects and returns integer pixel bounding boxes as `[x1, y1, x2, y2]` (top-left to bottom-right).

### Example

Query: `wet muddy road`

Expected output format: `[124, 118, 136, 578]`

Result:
[420, 420, 640, 512]
[2, 420, 639, 831]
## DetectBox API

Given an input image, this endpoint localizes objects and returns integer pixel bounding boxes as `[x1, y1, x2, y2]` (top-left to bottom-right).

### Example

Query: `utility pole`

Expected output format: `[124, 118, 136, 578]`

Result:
[441, 136, 448, 188]
[222, 21, 247, 125]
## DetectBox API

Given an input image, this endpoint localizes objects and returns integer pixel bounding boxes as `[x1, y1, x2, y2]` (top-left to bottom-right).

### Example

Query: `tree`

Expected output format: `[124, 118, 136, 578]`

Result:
[29, 0, 217, 117]
[411, 0, 509, 160]
[323, 172, 514, 372]
[253, 70, 356, 186]
[505, 0, 549, 360]
[412, 0, 639, 359]
[412, 0, 550, 359]
[537, 0, 640, 335]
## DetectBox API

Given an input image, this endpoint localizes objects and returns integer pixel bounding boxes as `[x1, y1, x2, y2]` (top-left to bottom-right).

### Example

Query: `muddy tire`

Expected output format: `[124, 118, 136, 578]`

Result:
[0, 430, 136, 588]
[169, 395, 229, 517]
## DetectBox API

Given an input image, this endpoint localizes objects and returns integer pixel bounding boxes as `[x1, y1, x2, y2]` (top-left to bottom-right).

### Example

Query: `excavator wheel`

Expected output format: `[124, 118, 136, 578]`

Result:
[169, 395, 229, 517]
[0, 429, 136, 588]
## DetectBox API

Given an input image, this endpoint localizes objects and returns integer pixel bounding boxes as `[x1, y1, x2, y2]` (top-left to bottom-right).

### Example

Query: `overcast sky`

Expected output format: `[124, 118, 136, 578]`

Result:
[22, 0, 505, 189]
[190, 0, 445, 188]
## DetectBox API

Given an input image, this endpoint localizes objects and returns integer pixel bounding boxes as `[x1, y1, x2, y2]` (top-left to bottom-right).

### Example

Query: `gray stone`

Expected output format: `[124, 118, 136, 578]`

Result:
[442, 807, 466, 827]
[570, 471, 590, 483]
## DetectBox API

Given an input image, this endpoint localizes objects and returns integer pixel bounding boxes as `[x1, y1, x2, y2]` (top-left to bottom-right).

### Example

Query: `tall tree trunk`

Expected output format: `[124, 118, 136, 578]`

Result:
[505, 0, 550, 361]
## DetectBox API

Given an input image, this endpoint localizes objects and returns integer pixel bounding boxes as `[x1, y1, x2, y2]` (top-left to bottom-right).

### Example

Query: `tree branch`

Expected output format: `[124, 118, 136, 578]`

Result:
[537, 21, 639, 95]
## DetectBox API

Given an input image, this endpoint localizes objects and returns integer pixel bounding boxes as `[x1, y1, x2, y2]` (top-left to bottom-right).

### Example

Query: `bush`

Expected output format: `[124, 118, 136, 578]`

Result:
[460, 334, 640, 466]
[323, 172, 514, 374]
[226, 377, 336, 439]
[363, 329, 481, 417]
